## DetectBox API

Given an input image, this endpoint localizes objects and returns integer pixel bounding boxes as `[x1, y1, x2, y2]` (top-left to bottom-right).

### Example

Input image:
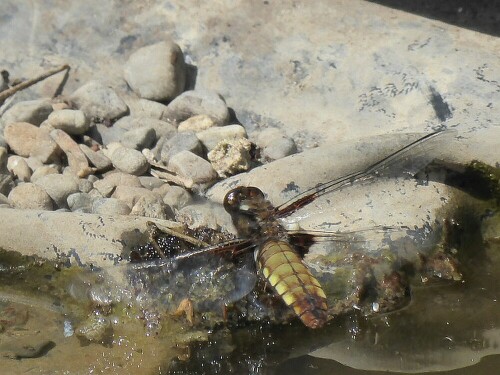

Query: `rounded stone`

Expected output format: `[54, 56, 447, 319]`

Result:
[167, 150, 217, 189]
[47, 109, 90, 135]
[33, 174, 80, 208]
[91, 197, 131, 215]
[69, 80, 129, 121]
[165, 89, 229, 125]
[30, 165, 59, 183]
[8, 183, 54, 210]
[123, 40, 186, 101]
[67, 192, 94, 212]
[110, 146, 150, 175]
[6, 155, 32, 182]
[119, 126, 156, 150]
[3, 122, 61, 163]
[130, 195, 173, 220]
[0, 99, 53, 127]
[160, 131, 203, 163]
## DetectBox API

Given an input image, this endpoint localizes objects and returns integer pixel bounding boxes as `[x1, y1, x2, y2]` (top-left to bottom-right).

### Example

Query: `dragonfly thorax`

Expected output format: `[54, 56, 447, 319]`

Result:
[223, 186, 285, 239]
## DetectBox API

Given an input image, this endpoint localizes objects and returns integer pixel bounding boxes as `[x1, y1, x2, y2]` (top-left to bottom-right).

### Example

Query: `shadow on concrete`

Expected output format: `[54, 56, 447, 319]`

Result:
[366, 0, 500, 37]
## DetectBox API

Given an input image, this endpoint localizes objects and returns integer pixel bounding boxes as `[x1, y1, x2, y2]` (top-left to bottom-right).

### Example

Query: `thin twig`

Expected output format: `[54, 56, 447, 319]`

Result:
[0, 64, 70, 102]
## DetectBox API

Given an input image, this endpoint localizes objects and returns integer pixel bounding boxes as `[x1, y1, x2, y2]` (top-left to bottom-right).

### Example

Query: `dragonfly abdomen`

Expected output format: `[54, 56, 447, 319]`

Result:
[256, 240, 328, 329]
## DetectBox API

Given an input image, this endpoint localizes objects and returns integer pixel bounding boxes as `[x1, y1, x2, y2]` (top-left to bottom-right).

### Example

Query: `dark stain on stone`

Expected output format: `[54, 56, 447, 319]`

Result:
[429, 86, 452, 121]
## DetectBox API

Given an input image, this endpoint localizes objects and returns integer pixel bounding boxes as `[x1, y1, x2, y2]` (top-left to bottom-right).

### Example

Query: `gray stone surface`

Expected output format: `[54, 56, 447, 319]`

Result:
[119, 126, 156, 150]
[0, 99, 53, 129]
[159, 131, 202, 162]
[33, 173, 80, 208]
[130, 195, 173, 220]
[165, 89, 230, 125]
[123, 40, 186, 101]
[79, 144, 113, 171]
[69, 80, 129, 121]
[167, 150, 217, 190]
[67, 192, 94, 212]
[110, 146, 149, 175]
[91, 197, 131, 215]
[8, 182, 54, 210]
[47, 109, 90, 135]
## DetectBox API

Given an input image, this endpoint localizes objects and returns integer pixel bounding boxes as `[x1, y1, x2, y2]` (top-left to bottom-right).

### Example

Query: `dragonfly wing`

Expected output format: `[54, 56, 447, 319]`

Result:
[274, 130, 456, 218]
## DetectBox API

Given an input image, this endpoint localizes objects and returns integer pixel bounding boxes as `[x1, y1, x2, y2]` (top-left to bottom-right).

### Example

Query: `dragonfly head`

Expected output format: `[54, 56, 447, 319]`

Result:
[223, 186, 267, 216]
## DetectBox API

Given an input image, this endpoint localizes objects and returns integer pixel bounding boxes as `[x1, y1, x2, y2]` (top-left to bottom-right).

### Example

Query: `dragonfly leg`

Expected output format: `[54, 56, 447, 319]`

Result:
[172, 298, 195, 326]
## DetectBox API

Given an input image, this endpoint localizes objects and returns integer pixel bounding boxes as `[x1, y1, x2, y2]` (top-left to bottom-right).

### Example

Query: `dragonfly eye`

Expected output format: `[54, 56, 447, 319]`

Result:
[223, 187, 265, 213]
[223, 188, 244, 212]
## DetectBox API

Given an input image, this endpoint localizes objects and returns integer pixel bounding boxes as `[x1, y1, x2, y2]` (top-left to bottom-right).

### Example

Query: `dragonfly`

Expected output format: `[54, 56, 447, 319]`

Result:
[130, 130, 455, 329]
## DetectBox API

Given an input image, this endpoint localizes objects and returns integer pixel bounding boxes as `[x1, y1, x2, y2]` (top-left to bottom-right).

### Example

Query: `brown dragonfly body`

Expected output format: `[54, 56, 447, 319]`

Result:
[224, 186, 328, 328]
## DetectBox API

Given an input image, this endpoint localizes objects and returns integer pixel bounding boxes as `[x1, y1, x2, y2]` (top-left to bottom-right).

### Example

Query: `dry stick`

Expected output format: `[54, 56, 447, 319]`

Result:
[0, 64, 70, 102]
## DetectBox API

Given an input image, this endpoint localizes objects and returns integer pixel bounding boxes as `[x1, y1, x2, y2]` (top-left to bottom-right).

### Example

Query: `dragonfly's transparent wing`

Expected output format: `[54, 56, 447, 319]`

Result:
[274, 130, 456, 218]
[126, 242, 257, 312]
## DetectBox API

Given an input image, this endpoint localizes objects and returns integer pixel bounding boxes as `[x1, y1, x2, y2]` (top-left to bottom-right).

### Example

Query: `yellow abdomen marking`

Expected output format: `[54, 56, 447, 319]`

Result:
[257, 240, 328, 329]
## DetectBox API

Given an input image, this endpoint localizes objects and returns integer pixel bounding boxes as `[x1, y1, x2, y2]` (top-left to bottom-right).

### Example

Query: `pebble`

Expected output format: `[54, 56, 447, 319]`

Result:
[178, 114, 217, 132]
[50, 129, 93, 177]
[0, 99, 53, 128]
[207, 138, 252, 177]
[165, 89, 229, 125]
[159, 185, 192, 209]
[88, 123, 125, 146]
[167, 150, 217, 190]
[30, 165, 59, 183]
[111, 185, 161, 207]
[0, 147, 8, 172]
[196, 124, 247, 150]
[139, 176, 166, 190]
[110, 146, 149, 175]
[130, 195, 173, 220]
[69, 80, 129, 121]
[160, 131, 203, 163]
[119, 126, 156, 150]
[8, 183, 54, 210]
[3, 122, 61, 163]
[129, 98, 170, 121]
[33, 174, 80, 208]
[113, 116, 177, 141]
[256, 128, 297, 160]
[0, 193, 10, 206]
[67, 192, 93, 212]
[93, 172, 142, 197]
[79, 144, 112, 172]
[46, 109, 90, 135]
[6, 155, 32, 182]
[91, 197, 131, 215]
[0, 135, 6, 148]
[75, 177, 93, 193]
[0, 174, 14, 196]
[123, 40, 186, 101]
